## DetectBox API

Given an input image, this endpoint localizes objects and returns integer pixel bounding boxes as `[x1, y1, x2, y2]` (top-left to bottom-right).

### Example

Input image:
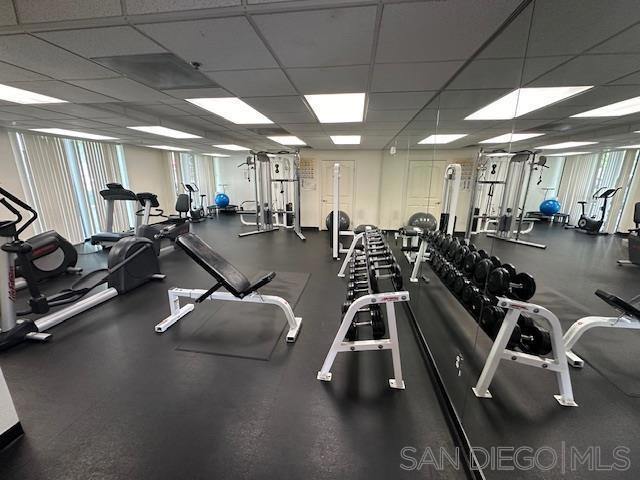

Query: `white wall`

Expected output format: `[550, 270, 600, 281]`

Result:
[0, 367, 19, 438]
[213, 154, 255, 207]
[124, 145, 175, 212]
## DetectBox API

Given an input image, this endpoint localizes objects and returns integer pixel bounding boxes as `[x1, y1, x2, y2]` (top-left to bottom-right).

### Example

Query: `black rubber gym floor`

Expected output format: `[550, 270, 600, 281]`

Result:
[405, 222, 640, 479]
[0, 217, 465, 480]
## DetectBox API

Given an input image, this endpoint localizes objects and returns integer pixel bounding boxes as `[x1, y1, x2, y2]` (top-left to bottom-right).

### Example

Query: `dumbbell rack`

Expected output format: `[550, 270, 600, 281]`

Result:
[421, 230, 577, 407]
[319, 229, 410, 389]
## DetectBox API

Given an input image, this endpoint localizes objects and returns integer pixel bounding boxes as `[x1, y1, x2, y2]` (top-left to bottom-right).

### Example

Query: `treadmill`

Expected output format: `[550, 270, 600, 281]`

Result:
[90, 183, 137, 248]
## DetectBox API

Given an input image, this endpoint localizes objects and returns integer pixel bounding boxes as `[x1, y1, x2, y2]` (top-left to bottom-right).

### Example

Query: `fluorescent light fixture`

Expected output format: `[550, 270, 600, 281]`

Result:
[330, 135, 361, 145]
[418, 134, 467, 144]
[465, 86, 593, 120]
[267, 135, 306, 146]
[479, 132, 545, 144]
[127, 126, 201, 139]
[213, 144, 250, 151]
[202, 152, 230, 157]
[537, 141, 597, 149]
[186, 97, 272, 124]
[572, 96, 640, 117]
[305, 93, 365, 123]
[0, 84, 67, 104]
[146, 145, 191, 151]
[619, 145, 640, 149]
[30, 128, 117, 141]
[484, 152, 516, 157]
[544, 151, 591, 157]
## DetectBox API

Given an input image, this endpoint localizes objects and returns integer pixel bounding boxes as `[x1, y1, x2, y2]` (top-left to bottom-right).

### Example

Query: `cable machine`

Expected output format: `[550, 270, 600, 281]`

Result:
[439, 164, 462, 235]
[238, 150, 305, 241]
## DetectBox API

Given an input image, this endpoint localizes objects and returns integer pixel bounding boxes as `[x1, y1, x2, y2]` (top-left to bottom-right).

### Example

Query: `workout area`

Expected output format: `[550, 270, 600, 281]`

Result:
[2, 1, 640, 479]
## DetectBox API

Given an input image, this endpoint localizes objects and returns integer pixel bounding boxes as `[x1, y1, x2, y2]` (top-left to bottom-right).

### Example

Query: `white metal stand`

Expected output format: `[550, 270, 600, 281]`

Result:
[156, 287, 303, 343]
[563, 314, 640, 368]
[472, 297, 577, 407]
[317, 291, 409, 389]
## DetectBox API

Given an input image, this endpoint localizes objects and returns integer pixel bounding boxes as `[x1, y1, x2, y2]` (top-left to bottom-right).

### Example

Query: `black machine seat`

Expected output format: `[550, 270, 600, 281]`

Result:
[176, 233, 276, 298]
[595, 289, 640, 320]
[398, 225, 422, 237]
[354, 224, 378, 234]
[100, 183, 137, 201]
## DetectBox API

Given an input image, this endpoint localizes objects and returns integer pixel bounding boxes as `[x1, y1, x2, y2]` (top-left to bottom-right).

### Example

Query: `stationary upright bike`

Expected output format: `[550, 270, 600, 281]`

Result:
[570, 187, 621, 235]
[183, 183, 205, 223]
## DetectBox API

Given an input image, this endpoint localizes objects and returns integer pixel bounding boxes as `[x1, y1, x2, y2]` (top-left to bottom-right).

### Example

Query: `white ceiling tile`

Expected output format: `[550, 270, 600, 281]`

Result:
[279, 123, 326, 133]
[69, 77, 174, 102]
[207, 69, 295, 97]
[162, 87, 230, 99]
[134, 104, 193, 116]
[371, 62, 463, 92]
[590, 24, 640, 54]
[36, 27, 166, 58]
[0, 105, 78, 120]
[36, 103, 116, 118]
[0, 0, 16, 26]
[139, 18, 277, 71]
[6, 80, 118, 103]
[611, 69, 640, 86]
[287, 65, 368, 94]
[0, 110, 34, 121]
[243, 96, 308, 114]
[13, 0, 122, 23]
[0, 61, 47, 82]
[368, 92, 434, 111]
[448, 58, 523, 90]
[253, 6, 377, 67]
[366, 110, 417, 122]
[521, 56, 573, 84]
[269, 111, 315, 123]
[0, 35, 116, 80]
[528, 0, 640, 56]
[478, 4, 532, 59]
[438, 89, 509, 109]
[126, 0, 239, 14]
[377, 0, 521, 63]
[530, 54, 640, 87]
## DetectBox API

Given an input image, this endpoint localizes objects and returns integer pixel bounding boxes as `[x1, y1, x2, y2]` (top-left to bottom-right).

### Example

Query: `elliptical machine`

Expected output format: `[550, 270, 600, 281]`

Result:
[570, 187, 620, 235]
[618, 202, 640, 266]
[0, 187, 164, 351]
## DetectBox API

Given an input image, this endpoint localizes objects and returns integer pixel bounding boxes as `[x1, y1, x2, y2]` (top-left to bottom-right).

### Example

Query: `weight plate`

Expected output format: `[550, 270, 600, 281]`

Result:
[455, 245, 470, 267]
[478, 249, 489, 259]
[462, 284, 479, 305]
[490, 255, 501, 268]
[473, 258, 494, 284]
[371, 306, 385, 339]
[502, 263, 517, 278]
[487, 267, 510, 295]
[511, 272, 536, 301]
[463, 251, 480, 274]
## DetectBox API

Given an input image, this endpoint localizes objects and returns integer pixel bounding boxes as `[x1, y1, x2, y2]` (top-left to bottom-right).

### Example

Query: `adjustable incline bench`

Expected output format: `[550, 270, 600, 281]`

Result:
[155, 233, 302, 343]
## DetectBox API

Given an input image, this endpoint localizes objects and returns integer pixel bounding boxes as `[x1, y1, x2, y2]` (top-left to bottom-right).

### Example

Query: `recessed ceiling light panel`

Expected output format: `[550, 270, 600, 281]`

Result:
[202, 152, 230, 157]
[186, 97, 272, 124]
[146, 145, 191, 151]
[418, 134, 467, 144]
[267, 135, 306, 146]
[30, 128, 117, 141]
[619, 145, 640, 149]
[305, 93, 365, 123]
[212, 144, 250, 151]
[0, 84, 67, 104]
[543, 151, 592, 156]
[572, 96, 640, 117]
[479, 132, 545, 143]
[127, 126, 201, 139]
[537, 141, 597, 149]
[465, 86, 592, 120]
[330, 135, 361, 145]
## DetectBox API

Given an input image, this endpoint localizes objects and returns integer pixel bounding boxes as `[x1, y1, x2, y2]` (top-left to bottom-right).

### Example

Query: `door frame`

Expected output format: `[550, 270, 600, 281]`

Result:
[320, 160, 356, 230]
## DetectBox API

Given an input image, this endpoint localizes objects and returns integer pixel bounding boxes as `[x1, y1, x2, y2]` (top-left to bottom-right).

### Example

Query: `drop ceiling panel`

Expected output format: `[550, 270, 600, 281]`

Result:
[6, 80, 118, 103]
[162, 87, 230, 99]
[371, 61, 463, 92]
[521, 56, 573, 84]
[125, 0, 239, 14]
[0, 105, 78, 120]
[287, 65, 369, 94]
[133, 104, 194, 116]
[13, 0, 122, 23]
[376, 0, 521, 63]
[69, 78, 174, 102]
[0, 61, 47, 82]
[0, 1, 16, 26]
[139, 18, 277, 71]
[0, 110, 34, 121]
[279, 123, 326, 133]
[590, 24, 640, 54]
[438, 89, 509, 109]
[0, 35, 116, 80]
[368, 92, 434, 111]
[253, 6, 377, 67]
[207, 69, 296, 97]
[530, 54, 640, 86]
[36, 27, 166, 58]
[448, 58, 523, 90]
[37, 103, 119, 118]
[527, 0, 640, 56]
[269, 111, 315, 123]
[478, 4, 532, 59]
[243, 96, 308, 114]
[366, 109, 418, 122]
[611, 69, 640, 86]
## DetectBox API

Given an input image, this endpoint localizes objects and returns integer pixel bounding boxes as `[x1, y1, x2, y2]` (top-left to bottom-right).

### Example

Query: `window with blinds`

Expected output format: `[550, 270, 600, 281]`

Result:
[166, 151, 216, 205]
[10, 132, 134, 244]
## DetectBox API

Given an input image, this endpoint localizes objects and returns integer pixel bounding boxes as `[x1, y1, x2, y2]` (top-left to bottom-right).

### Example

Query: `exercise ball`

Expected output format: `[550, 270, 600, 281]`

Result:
[326, 211, 350, 231]
[539, 199, 561, 216]
[408, 212, 437, 231]
[215, 193, 230, 208]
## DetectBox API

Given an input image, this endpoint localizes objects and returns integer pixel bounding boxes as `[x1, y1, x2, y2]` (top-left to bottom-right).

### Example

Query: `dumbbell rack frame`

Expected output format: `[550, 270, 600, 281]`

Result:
[472, 297, 577, 407]
[317, 290, 410, 389]
[337, 231, 366, 278]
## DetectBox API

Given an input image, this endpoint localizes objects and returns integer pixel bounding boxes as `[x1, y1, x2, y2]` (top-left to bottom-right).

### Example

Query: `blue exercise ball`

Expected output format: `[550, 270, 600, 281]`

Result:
[539, 198, 561, 216]
[215, 193, 230, 208]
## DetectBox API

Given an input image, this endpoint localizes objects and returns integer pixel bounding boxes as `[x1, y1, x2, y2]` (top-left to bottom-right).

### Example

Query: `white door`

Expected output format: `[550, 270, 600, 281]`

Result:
[405, 161, 444, 220]
[321, 160, 355, 230]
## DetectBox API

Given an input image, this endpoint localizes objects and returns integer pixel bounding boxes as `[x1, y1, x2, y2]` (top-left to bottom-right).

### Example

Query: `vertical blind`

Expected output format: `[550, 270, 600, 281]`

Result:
[167, 152, 216, 205]
[11, 132, 133, 244]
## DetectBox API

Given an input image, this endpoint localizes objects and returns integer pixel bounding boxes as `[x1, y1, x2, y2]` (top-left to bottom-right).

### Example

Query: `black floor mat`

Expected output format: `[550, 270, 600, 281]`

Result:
[176, 270, 309, 360]
[534, 287, 640, 397]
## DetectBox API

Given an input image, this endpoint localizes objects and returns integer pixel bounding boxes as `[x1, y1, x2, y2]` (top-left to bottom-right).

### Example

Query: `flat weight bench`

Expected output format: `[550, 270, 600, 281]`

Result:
[155, 233, 302, 343]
